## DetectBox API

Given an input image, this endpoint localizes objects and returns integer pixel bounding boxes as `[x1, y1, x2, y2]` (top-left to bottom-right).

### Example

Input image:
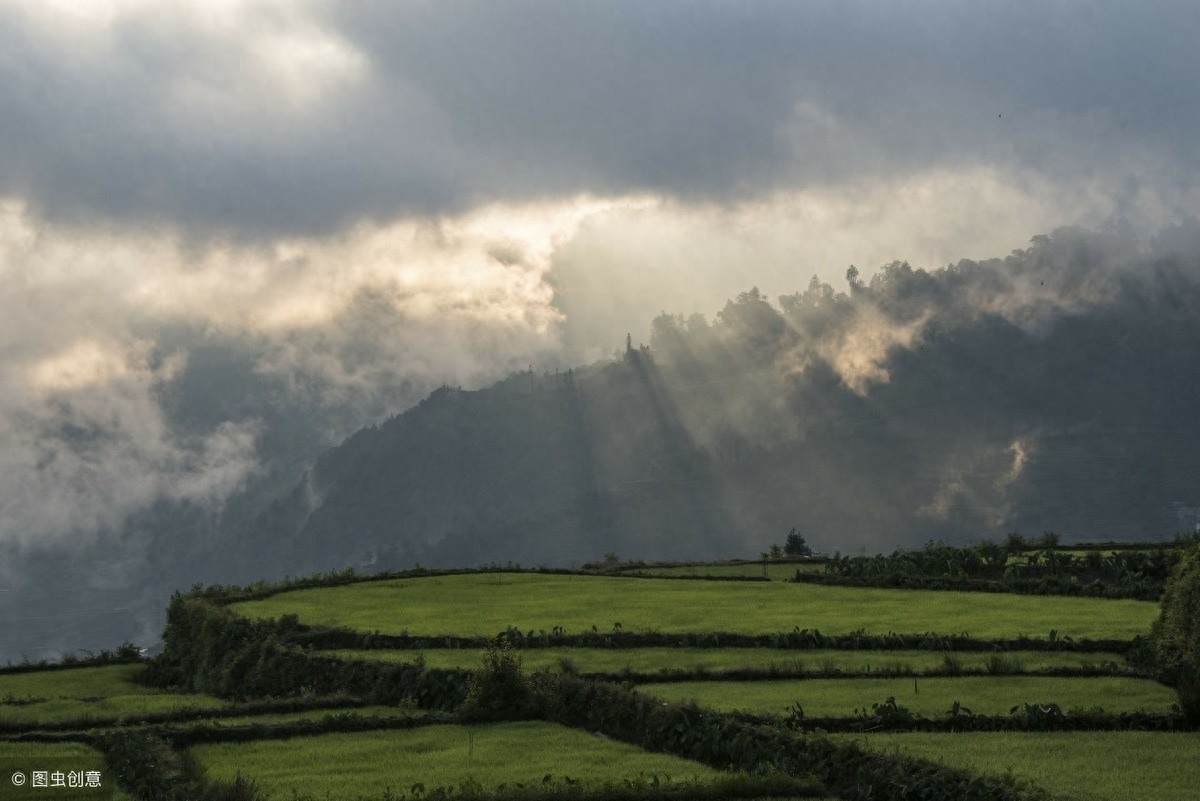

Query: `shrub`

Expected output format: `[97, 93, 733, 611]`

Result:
[864, 697, 917, 726]
[1005, 532, 1030, 552]
[461, 636, 535, 720]
[986, 654, 1023, 674]
[1151, 541, 1200, 721]
[783, 529, 813, 557]
[95, 730, 202, 800]
[205, 774, 265, 801]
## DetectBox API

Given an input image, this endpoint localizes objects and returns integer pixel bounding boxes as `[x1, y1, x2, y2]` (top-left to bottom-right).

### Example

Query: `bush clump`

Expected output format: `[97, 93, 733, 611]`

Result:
[1151, 542, 1200, 721]
[461, 635, 535, 720]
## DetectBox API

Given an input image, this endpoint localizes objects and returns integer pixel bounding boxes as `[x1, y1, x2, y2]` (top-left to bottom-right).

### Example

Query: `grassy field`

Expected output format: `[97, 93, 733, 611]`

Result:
[191, 721, 738, 799]
[640, 675, 1175, 718]
[231, 573, 1158, 640]
[837, 731, 1200, 801]
[1004, 550, 1121, 566]
[0, 664, 227, 727]
[325, 647, 1129, 675]
[183, 705, 424, 728]
[0, 740, 128, 799]
[0, 664, 156, 699]
[620, 562, 825, 579]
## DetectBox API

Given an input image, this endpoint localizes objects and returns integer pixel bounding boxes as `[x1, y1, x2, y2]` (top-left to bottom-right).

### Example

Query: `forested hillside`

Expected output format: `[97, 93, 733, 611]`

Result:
[250, 227, 1200, 571]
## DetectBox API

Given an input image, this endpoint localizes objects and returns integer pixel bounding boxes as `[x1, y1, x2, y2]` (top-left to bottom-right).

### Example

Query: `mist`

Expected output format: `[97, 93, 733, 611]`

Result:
[0, 201, 577, 660]
[245, 225, 1200, 592]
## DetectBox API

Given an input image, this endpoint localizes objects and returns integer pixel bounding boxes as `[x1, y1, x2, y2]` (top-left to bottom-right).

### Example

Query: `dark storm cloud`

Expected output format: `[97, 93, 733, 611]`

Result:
[0, 1, 1197, 236]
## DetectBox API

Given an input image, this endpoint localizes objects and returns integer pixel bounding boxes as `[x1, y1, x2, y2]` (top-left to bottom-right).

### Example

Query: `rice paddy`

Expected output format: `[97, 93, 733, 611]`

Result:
[620, 561, 825, 579]
[323, 646, 1129, 675]
[0, 740, 127, 800]
[179, 704, 424, 728]
[230, 573, 1157, 640]
[4, 555, 1185, 800]
[0, 664, 227, 727]
[640, 675, 1174, 718]
[836, 731, 1200, 801]
[190, 721, 738, 800]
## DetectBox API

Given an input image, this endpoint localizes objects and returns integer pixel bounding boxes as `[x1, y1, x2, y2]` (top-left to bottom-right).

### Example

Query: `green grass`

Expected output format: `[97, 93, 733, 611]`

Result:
[0, 665, 157, 699]
[1000, 549, 1162, 568]
[230, 573, 1157, 640]
[324, 647, 1129, 675]
[837, 731, 1200, 801]
[1004, 550, 1121, 566]
[191, 721, 730, 799]
[182, 704, 423, 727]
[0, 665, 227, 728]
[0, 740, 128, 799]
[640, 676, 1175, 718]
[621, 562, 825, 579]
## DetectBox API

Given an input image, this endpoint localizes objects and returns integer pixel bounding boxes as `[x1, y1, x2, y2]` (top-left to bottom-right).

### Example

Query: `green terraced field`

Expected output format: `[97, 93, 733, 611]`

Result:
[837, 731, 1200, 801]
[620, 562, 825, 579]
[182, 705, 424, 728]
[191, 721, 741, 799]
[231, 573, 1157, 640]
[640, 675, 1174, 718]
[0, 740, 128, 800]
[325, 647, 1128, 675]
[0, 665, 227, 728]
[0, 665, 156, 700]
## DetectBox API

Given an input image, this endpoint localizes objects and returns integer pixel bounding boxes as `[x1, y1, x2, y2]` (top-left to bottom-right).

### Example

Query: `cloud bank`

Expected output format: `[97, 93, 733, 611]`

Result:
[1, 1, 1198, 236]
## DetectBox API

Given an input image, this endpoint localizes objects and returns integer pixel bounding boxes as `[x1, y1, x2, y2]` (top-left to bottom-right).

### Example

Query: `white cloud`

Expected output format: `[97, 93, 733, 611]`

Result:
[2, 2, 1197, 236]
[0, 194, 650, 545]
[548, 165, 1192, 361]
[0, 338, 259, 547]
[27, 340, 134, 392]
[817, 308, 930, 395]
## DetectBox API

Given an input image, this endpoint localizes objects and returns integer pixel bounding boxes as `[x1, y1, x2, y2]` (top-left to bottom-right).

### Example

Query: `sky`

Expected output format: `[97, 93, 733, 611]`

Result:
[1, 1, 1199, 589]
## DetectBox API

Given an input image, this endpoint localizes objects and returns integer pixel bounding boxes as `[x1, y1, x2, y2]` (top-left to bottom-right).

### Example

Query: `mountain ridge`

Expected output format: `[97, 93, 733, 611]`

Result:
[246, 226, 1200, 571]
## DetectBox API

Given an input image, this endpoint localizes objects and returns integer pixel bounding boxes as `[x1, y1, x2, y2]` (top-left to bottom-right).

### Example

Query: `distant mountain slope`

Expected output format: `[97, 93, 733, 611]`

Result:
[249, 227, 1200, 569]
[252, 353, 743, 571]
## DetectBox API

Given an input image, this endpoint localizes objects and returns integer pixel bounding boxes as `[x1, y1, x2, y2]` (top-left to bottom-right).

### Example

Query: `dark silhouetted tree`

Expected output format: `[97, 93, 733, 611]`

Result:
[1152, 542, 1200, 722]
[783, 528, 812, 556]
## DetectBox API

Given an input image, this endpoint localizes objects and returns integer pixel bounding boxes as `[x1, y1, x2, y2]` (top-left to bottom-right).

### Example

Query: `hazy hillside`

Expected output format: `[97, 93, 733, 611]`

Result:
[250, 227, 1200, 569]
